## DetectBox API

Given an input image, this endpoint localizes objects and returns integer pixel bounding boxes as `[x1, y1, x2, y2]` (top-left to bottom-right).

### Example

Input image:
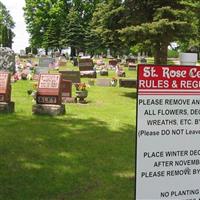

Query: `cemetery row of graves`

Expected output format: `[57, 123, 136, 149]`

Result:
[1, 47, 140, 115]
[0, 48, 136, 199]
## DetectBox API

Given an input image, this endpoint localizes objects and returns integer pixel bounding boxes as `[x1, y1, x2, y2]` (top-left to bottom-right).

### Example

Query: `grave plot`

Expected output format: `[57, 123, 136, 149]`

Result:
[35, 57, 55, 74]
[78, 58, 96, 78]
[32, 74, 65, 115]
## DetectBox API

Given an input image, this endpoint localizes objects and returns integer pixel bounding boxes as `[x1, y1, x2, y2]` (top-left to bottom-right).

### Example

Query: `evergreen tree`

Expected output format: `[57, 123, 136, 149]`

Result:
[120, 0, 198, 64]
[91, 0, 126, 57]
[0, 1, 15, 48]
[61, 8, 85, 57]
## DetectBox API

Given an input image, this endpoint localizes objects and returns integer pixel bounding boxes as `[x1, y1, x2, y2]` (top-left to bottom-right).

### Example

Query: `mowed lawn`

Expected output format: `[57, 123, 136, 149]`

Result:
[0, 66, 136, 200]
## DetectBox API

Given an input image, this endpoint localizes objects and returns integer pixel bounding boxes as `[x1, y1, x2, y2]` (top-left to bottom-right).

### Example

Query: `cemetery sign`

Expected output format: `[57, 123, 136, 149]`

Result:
[136, 64, 200, 200]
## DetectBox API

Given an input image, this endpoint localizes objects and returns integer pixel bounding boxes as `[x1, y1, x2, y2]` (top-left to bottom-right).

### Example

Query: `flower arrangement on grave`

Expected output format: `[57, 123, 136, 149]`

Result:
[111, 77, 118, 87]
[74, 83, 87, 91]
[27, 83, 37, 101]
[74, 83, 88, 103]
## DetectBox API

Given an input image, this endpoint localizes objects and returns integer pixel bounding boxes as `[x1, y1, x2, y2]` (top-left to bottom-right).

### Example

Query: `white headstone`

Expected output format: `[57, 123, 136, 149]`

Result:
[180, 53, 198, 66]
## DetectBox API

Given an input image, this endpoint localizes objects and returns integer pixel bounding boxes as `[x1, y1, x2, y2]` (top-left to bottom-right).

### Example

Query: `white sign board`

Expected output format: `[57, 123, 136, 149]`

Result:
[180, 53, 198, 66]
[136, 64, 200, 200]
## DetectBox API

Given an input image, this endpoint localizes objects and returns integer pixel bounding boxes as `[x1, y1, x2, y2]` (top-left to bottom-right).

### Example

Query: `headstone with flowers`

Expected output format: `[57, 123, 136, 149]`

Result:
[74, 83, 88, 103]
[0, 72, 15, 113]
[32, 74, 65, 115]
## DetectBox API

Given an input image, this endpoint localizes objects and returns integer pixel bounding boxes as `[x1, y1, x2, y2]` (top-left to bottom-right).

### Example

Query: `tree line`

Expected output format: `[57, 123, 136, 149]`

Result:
[0, 1, 15, 48]
[24, 0, 200, 64]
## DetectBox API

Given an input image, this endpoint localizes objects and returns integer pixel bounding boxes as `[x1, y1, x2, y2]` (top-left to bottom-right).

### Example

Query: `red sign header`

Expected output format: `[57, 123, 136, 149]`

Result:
[138, 65, 200, 95]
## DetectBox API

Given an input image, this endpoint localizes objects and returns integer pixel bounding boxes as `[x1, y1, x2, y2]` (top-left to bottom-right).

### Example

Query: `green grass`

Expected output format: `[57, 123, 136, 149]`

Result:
[0, 70, 136, 199]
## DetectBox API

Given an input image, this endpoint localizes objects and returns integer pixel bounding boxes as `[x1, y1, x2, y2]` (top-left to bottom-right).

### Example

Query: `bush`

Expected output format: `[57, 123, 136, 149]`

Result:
[168, 49, 179, 58]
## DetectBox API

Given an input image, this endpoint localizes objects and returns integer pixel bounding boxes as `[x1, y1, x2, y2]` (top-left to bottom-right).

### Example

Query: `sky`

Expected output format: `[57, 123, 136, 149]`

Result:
[1, 0, 29, 53]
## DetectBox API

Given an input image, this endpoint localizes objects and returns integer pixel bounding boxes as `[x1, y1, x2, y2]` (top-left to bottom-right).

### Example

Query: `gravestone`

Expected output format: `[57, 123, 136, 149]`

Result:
[0, 48, 15, 73]
[0, 72, 15, 113]
[78, 58, 94, 70]
[33, 74, 65, 115]
[96, 78, 111, 87]
[180, 53, 198, 66]
[59, 70, 81, 83]
[58, 56, 67, 66]
[61, 80, 75, 103]
[126, 58, 136, 64]
[119, 79, 137, 88]
[35, 57, 55, 74]
[140, 57, 147, 64]
[109, 59, 118, 67]
[20, 49, 26, 56]
[73, 57, 78, 66]
[78, 58, 96, 78]
[128, 63, 137, 71]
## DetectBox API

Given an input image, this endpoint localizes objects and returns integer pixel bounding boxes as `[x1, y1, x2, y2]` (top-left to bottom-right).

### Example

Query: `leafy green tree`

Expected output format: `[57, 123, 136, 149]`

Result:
[91, 0, 126, 57]
[120, 0, 198, 64]
[24, 0, 68, 52]
[24, 0, 104, 55]
[178, 1, 200, 54]
[0, 1, 15, 48]
[61, 8, 85, 57]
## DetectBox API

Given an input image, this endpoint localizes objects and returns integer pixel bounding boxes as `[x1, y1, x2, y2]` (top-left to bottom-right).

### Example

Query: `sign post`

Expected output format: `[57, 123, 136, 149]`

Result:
[136, 64, 200, 200]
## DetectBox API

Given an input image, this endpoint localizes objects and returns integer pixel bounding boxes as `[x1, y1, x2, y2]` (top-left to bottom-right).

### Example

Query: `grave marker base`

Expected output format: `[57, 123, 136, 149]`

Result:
[119, 79, 137, 88]
[62, 97, 76, 103]
[32, 104, 65, 116]
[0, 102, 15, 113]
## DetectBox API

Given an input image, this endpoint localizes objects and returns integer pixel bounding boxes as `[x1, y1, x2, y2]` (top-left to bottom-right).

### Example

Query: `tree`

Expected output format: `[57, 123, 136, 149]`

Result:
[91, 0, 127, 57]
[24, 0, 68, 52]
[177, 1, 200, 55]
[24, 0, 104, 55]
[61, 8, 85, 57]
[120, 0, 198, 64]
[0, 1, 15, 48]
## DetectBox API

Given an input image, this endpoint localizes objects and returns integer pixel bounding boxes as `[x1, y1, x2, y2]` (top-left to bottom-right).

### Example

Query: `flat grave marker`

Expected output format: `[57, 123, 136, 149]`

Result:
[119, 79, 136, 88]
[96, 78, 111, 87]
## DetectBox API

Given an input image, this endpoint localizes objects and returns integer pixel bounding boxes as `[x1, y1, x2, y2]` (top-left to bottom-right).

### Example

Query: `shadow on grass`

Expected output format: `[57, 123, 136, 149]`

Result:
[121, 91, 137, 99]
[0, 114, 135, 200]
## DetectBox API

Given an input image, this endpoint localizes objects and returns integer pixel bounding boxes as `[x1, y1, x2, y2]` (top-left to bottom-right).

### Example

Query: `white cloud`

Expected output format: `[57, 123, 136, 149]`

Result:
[1, 0, 29, 53]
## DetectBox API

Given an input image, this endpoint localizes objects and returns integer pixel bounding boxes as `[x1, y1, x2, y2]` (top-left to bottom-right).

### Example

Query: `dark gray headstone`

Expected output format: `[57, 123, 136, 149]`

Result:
[36, 57, 55, 74]
[59, 70, 81, 83]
